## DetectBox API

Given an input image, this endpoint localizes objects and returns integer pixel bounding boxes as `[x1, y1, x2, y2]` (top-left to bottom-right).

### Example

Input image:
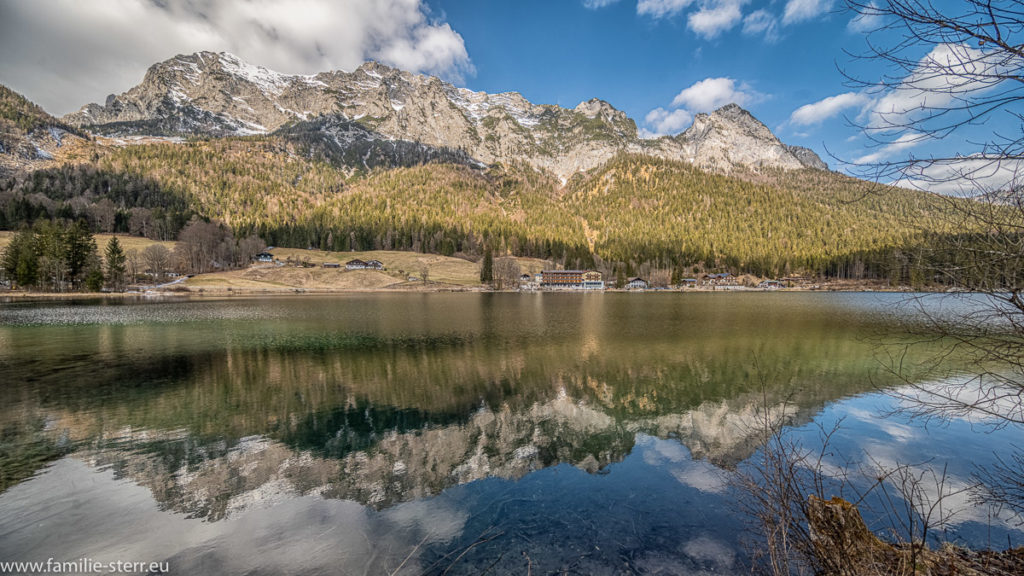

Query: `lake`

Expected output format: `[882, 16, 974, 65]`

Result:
[0, 293, 1021, 575]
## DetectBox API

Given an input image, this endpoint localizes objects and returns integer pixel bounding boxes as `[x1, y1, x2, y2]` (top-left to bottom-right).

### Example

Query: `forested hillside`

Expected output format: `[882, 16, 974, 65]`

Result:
[564, 156, 954, 278]
[0, 85, 82, 136]
[0, 136, 967, 281]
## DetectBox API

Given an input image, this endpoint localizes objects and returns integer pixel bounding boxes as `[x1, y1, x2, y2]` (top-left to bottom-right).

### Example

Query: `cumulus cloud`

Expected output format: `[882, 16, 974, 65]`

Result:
[582, 0, 622, 8]
[688, 0, 746, 39]
[865, 43, 1002, 131]
[643, 107, 695, 137]
[742, 9, 780, 42]
[637, 0, 698, 18]
[0, 0, 473, 114]
[671, 77, 758, 112]
[642, 76, 762, 137]
[894, 156, 1024, 196]
[782, 0, 834, 25]
[854, 133, 922, 164]
[789, 92, 870, 125]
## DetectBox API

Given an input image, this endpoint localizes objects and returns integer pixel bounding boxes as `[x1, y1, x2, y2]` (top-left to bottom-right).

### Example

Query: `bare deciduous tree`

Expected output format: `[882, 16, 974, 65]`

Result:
[235, 234, 267, 267]
[649, 268, 672, 288]
[87, 199, 116, 233]
[125, 249, 141, 285]
[844, 0, 1024, 191]
[493, 256, 521, 290]
[845, 0, 1024, 525]
[142, 244, 171, 281]
[128, 207, 153, 238]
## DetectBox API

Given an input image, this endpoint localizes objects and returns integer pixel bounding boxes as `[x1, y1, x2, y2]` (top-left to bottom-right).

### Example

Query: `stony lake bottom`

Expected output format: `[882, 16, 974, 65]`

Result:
[0, 292, 1021, 575]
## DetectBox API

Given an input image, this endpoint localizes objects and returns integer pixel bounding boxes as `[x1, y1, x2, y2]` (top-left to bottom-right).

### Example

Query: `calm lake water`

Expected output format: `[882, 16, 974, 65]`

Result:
[0, 293, 1021, 575]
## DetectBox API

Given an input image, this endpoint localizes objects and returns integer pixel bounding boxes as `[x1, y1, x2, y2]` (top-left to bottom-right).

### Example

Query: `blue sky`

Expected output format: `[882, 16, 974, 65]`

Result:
[0, 0, 1010, 190]
[427, 0, 869, 165]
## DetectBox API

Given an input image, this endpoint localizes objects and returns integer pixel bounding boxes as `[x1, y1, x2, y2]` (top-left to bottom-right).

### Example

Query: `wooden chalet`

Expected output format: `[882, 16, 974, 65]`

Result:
[625, 277, 649, 290]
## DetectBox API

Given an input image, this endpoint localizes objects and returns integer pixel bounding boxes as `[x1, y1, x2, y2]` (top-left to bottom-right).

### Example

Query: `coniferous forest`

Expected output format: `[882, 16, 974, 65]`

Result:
[0, 134, 983, 286]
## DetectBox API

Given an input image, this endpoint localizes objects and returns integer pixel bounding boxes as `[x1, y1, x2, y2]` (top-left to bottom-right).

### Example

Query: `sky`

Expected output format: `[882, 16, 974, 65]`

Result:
[0, 0, 1014, 190]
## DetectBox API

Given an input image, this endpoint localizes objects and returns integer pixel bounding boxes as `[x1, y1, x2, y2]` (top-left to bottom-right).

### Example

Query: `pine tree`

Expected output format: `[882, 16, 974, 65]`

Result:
[480, 246, 493, 284]
[2, 228, 38, 289]
[105, 236, 127, 291]
[64, 220, 97, 289]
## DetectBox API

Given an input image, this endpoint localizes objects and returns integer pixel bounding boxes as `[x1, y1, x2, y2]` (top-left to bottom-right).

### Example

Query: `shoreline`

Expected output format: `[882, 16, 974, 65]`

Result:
[0, 284, 942, 302]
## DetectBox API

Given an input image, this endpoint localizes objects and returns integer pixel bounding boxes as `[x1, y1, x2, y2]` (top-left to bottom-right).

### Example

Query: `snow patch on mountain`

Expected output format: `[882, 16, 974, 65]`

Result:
[62, 51, 828, 176]
[217, 52, 291, 96]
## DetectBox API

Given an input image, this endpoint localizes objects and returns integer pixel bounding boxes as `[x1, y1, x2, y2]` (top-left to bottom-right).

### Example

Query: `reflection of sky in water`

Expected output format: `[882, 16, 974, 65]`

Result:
[0, 435, 742, 575]
[2, 387, 1023, 573]
[2, 293, 1024, 573]
[0, 459, 468, 575]
[784, 389, 1024, 545]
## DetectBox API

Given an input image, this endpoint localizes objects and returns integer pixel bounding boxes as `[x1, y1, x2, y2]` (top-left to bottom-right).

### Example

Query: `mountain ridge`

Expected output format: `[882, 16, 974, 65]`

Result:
[0, 85, 90, 176]
[61, 51, 827, 178]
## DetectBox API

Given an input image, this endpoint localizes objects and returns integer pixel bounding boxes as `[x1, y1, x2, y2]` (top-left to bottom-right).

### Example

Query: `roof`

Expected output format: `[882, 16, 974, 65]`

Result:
[542, 269, 587, 274]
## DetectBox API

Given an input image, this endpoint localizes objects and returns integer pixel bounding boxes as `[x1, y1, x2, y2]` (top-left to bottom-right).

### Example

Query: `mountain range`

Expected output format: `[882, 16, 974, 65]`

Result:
[60, 51, 826, 178]
[0, 51, 956, 281]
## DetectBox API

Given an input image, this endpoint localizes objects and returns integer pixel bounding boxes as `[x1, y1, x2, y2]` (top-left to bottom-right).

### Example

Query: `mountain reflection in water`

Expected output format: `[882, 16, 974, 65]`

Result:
[0, 293, 1019, 574]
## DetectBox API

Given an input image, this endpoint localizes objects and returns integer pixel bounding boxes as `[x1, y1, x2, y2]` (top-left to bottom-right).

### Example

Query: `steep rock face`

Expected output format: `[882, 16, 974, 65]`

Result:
[786, 144, 829, 170]
[63, 52, 827, 177]
[274, 116, 479, 170]
[675, 103, 810, 172]
[69, 391, 792, 519]
[66, 52, 338, 136]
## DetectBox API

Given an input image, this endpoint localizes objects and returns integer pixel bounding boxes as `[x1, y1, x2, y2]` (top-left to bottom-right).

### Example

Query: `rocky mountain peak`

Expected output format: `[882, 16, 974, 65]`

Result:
[786, 144, 829, 171]
[60, 52, 826, 176]
[355, 60, 403, 78]
[675, 103, 823, 171]
[575, 98, 619, 119]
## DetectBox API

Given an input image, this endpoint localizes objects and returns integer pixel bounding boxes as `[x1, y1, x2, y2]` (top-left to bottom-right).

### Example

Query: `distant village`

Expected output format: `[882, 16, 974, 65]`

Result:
[252, 251, 815, 291]
[520, 270, 814, 291]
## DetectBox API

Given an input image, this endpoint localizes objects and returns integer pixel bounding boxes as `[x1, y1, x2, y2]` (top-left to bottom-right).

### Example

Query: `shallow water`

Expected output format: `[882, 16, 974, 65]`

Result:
[0, 293, 1020, 574]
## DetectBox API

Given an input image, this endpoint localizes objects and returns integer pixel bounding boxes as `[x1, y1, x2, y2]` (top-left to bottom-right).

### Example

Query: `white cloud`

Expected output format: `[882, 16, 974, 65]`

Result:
[687, 0, 746, 39]
[583, 0, 622, 8]
[847, 2, 884, 32]
[866, 43, 1001, 131]
[637, 0, 698, 18]
[789, 92, 870, 125]
[670, 77, 757, 112]
[895, 156, 1024, 196]
[854, 133, 922, 164]
[642, 76, 762, 137]
[782, 0, 834, 25]
[644, 107, 695, 137]
[742, 9, 780, 42]
[0, 0, 473, 115]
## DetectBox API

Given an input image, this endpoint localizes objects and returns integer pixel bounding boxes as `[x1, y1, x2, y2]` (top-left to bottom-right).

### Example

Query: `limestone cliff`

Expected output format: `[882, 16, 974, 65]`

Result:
[63, 52, 827, 178]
